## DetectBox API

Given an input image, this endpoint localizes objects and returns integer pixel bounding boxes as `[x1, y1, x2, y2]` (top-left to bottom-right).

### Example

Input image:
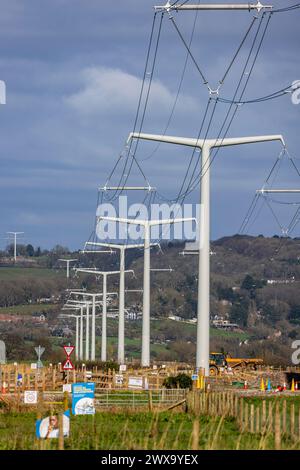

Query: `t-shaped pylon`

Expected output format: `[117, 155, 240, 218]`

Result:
[84, 241, 157, 364]
[98, 216, 195, 367]
[127, 131, 284, 374]
[74, 268, 133, 362]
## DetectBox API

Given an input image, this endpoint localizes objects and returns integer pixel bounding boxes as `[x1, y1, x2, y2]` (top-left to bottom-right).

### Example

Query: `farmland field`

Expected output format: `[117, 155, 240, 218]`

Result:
[0, 304, 56, 316]
[0, 267, 64, 280]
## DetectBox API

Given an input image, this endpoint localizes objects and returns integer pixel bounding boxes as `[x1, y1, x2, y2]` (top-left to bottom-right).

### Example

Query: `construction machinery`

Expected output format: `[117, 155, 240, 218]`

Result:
[209, 352, 263, 376]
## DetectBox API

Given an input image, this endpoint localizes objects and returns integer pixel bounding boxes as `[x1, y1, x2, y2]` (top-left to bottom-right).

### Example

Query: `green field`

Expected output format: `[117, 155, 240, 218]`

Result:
[0, 304, 56, 316]
[103, 318, 249, 361]
[103, 337, 166, 359]
[106, 318, 249, 341]
[0, 267, 63, 280]
[0, 410, 294, 450]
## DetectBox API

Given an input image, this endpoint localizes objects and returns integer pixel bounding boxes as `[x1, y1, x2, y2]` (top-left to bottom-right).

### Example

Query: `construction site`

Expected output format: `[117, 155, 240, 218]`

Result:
[0, 0, 300, 457]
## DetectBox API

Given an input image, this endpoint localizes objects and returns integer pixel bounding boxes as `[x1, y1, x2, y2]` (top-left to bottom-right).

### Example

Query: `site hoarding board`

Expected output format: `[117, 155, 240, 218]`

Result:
[72, 382, 95, 415]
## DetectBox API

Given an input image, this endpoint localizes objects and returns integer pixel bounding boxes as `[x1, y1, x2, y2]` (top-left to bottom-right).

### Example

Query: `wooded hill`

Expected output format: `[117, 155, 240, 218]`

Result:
[0, 235, 299, 365]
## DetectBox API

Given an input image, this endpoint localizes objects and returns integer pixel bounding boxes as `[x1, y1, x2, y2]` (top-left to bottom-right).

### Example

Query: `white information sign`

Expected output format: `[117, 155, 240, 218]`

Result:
[128, 376, 143, 390]
[24, 391, 38, 404]
[63, 384, 72, 393]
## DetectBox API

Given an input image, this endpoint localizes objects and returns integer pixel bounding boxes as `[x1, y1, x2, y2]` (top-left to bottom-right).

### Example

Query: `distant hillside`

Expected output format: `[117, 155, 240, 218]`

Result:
[0, 235, 299, 365]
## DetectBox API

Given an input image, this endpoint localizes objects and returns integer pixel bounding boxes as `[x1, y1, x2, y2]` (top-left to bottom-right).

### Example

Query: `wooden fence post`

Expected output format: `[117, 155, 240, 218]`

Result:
[52, 368, 56, 390]
[291, 403, 295, 440]
[268, 401, 273, 433]
[250, 404, 255, 434]
[262, 401, 267, 434]
[256, 406, 260, 434]
[63, 392, 69, 411]
[42, 370, 46, 392]
[218, 392, 221, 415]
[211, 393, 215, 415]
[282, 400, 287, 434]
[148, 390, 153, 412]
[275, 402, 281, 450]
[234, 395, 238, 418]
[230, 393, 234, 417]
[198, 392, 202, 416]
[58, 414, 64, 450]
[239, 399, 244, 430]
[244, 403, 249, 433]
[192, 419, 199, 451]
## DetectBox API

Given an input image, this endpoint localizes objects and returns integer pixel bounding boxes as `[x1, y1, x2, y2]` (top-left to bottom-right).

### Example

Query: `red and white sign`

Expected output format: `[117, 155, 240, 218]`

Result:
[63, 345, 75, 371]
[63, 346, 75, 357]
[63, 359, 74, 371]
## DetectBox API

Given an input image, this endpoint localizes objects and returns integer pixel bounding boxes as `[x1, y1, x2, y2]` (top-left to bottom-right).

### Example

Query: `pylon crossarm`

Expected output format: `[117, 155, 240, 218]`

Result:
[98, 215, 145, 226]
[69, 291, 117, 297]
[65, 301, 103, 307]
[150, 268, 173, 272]
[80, 249, 115, 254]
[58, 259, 77, 262]
[208, 134, 285, 149]
[99, 186, 155, 191]
[69, 291, 101, 296]
[256, 189, 300, 194]
[74, 267, 133, 276]
[98, 215, 196, 227]
[62, 307, 81, 311]
[154, 2, 272, 12]
[125, 289, 143, 293]
[85, 241, 144, 249]
[85, 241, 159, 249]
[128, 132, 285, 150]
[149, 217, 196, 226]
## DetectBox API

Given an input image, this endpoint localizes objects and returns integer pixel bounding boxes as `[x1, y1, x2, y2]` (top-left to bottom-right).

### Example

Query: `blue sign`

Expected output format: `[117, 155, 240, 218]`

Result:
[72, 382, 95, 415]
[17, 373, 23, 386]
[192, 374, 198, 381]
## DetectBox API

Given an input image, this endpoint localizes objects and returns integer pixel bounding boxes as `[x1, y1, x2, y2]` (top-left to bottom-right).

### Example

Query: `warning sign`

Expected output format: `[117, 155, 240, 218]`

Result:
[63, 346, 75, 357]
[63, 359, 74, 371]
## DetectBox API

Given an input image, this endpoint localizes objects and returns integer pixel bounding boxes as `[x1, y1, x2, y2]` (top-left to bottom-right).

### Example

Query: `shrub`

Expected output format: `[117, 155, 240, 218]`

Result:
[163, 373, 192, 390]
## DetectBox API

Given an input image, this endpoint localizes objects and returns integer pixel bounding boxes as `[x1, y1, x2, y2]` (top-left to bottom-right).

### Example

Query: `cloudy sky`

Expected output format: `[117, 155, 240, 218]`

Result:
[0, 0, 299, 249]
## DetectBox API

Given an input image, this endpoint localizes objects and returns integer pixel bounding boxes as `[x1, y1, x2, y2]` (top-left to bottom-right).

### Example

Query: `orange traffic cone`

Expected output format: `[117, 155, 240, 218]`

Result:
[244, 380, 248, 390]
[283, 382, 287, 391]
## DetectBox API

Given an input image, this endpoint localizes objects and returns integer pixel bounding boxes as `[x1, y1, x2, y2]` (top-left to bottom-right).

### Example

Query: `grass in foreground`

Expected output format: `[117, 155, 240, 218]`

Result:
[0, 411, 299, 450]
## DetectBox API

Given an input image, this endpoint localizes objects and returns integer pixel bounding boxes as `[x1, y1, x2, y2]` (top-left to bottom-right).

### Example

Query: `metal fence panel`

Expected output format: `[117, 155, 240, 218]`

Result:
[95, 389, 187, 409]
